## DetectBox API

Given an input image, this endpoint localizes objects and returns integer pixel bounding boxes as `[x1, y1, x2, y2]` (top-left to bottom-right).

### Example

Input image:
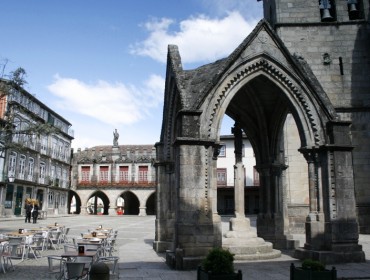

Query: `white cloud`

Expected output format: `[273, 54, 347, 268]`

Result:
[130, 11, 259, 64]
[47, 74, 164, 127]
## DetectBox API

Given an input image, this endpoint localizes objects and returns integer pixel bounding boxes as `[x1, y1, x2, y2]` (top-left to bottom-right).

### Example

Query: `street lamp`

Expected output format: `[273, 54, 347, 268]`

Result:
[8, 174, 15, 183]
[0, 146, 6, 216]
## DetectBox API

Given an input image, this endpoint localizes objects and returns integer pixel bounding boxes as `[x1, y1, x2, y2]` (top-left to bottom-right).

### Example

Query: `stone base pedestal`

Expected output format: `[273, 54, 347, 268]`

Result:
[165, 249, 204, 270]
[294, 245, 365, 264]
[223, 217, 281, 260]
[153, 241, 171, 253]
[257, 214, 299, 249]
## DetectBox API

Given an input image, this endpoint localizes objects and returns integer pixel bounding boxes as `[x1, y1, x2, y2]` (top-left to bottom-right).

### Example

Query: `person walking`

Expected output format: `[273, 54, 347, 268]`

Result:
[24, 199, 32, 223]
[32, 202, 39, 224]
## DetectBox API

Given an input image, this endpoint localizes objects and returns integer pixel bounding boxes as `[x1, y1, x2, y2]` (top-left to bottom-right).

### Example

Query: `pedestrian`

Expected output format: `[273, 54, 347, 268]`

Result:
[32, 201, 39, 224]
[24, 199, 31, 223]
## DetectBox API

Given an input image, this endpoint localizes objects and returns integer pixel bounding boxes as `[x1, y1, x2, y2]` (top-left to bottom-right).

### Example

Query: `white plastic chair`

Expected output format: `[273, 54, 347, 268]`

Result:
[48, 231, 62, 250]
[64, 261, 89, 280]
[22, 235, 37, 260]
[7, 237, 23, 260]
[0, 242, 14, 273]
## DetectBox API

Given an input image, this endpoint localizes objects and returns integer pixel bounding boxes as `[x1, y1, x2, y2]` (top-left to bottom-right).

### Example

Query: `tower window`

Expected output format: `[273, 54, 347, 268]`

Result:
[319, 0, 336, 22]
[347, 0, 362, 20]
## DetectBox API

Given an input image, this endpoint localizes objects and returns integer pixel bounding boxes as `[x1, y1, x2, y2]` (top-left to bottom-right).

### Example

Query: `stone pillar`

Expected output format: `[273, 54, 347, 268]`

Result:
[256, 163, 297, 249]
[298, 149, 326, 251]
[138, 206, 147, 216]
[153, 142, 175, 253]
[168, 142, 217, 270]
[295, 121, 365, 263]
[223, 122, 281, 260]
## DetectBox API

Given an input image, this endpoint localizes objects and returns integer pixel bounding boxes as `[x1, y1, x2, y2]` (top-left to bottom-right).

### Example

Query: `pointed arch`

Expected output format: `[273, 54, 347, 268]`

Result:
[201, 56, 336, 149]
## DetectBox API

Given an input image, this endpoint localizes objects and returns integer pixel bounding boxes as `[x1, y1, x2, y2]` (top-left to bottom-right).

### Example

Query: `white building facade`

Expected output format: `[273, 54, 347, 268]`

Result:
[0, 80, 74, 217]
[70, 144, 156, 216]
[216, 135, 260, 215]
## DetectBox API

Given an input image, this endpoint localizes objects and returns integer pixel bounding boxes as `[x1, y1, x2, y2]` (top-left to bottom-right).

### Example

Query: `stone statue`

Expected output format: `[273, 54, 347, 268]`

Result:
[113, 129, 119, 146]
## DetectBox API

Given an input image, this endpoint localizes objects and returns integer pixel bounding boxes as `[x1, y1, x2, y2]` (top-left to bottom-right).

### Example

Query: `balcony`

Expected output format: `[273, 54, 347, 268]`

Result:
[77, 176, 156, 187]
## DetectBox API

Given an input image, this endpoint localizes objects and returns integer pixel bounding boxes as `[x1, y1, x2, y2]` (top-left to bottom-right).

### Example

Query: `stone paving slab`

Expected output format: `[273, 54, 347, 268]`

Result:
[1, 215, 370, 279]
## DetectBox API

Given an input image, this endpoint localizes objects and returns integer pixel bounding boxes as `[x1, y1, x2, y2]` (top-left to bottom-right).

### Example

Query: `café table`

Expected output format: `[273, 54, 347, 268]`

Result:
[27, 228, 47, 234]
[61, 251, 97, 262]
[47, 224, 63, 229]
[6, 231, 34, 237]
[82, 234, 108, 240]
[77, 240, 102, 255]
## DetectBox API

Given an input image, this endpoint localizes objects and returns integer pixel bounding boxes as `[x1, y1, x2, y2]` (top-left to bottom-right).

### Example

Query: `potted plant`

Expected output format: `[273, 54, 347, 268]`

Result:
[197, 247, 242, 280]
[290, 259, 337, 280]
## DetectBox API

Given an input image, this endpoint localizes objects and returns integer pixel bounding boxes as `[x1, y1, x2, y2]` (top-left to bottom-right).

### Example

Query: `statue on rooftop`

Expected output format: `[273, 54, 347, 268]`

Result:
[113, 129, 119, 146]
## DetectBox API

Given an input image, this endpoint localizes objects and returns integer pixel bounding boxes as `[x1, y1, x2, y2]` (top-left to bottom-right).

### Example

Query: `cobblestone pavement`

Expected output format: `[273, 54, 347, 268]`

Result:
[1, 215, 370, 279]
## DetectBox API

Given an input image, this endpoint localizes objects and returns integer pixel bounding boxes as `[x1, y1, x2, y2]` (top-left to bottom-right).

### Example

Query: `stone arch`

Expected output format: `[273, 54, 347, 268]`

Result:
[197, 55, 337, 252]
[146, 191, 156, 215]
[86, 191, 110, 215]
[68, 190, 81, 214]
[119, 191, 140, 215]
[201, 56, 334, 148]
[156, 20, 363, 268]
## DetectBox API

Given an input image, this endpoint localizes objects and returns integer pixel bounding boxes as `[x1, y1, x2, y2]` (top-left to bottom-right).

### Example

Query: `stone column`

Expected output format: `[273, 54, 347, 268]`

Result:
[153, 142, 175, 253]
[257, 163, 297, 249]
[138, 206, 147, 216]
[295, 121, 365, 263]
[171, 143, 216, 270]
[223, 121, 281, 260]
[299, 148, 326, 251]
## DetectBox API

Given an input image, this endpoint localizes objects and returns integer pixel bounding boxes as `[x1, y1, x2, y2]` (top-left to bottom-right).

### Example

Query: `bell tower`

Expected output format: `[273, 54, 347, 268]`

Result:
[262, 0, 365, 26]
[259, 0, 370, 262]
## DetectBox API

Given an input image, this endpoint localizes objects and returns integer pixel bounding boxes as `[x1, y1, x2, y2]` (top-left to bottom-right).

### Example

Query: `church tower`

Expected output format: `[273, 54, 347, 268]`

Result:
[261, 0, 370, 234]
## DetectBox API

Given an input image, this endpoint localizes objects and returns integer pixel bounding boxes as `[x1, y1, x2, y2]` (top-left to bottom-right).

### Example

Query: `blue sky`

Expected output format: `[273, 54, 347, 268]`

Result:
[0, 0, 263, 149]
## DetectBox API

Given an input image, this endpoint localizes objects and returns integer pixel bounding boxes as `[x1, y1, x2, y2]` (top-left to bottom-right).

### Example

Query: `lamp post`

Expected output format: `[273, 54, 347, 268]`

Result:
[0, 146, 6, 217]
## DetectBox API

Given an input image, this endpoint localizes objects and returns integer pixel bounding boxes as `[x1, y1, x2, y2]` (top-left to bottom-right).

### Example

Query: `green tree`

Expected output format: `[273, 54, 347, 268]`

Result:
[0, 65, 59, 152]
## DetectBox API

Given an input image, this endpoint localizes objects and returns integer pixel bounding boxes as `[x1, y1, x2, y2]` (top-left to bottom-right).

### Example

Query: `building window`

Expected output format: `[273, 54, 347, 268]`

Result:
[219, 145, 226, 157]
[253, 167, 260, 186]
[39, 162, 46, 184]
[62, 169, 67, 188]
[55, 167, 61, 187]
[50, 165, 55, 180]
[217, 168, 227, 186]
[119, 166, 129, 183]
[60, 194, 66, 206]
[19, 155, 26, 179]
[48, 191, 54, 205]
[27, 157, 34, 181]
[64, 143, 70, 161]
[41, 135, 48, 154]
[52, 137, 58, 158]
[81, 166, 90, 182]
[54, 192, 59, 208]
[99, 166, 109, 183]
[347, 0, 362, 20]
[138, 166, 148, 183]
[8, 151, 17, 175]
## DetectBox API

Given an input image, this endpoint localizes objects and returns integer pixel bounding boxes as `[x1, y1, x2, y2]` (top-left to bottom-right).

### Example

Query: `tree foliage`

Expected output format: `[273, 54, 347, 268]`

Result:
[0, 63, 59, 152]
